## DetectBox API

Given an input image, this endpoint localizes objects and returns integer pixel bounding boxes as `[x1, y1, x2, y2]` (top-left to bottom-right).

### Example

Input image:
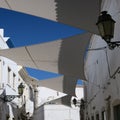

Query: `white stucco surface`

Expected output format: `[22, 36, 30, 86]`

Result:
[33, 104, 80, 120]
[84, 0, 120, 120]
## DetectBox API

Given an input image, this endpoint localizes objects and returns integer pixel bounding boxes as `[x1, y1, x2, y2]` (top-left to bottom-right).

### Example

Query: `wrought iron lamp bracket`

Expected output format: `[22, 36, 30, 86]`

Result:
[107, 41, 120, 49]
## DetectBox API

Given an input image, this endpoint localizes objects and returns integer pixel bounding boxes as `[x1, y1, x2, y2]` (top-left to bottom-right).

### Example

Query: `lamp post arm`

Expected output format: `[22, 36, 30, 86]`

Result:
[111, 41, 120, 44]
[107, 41, 120, 49]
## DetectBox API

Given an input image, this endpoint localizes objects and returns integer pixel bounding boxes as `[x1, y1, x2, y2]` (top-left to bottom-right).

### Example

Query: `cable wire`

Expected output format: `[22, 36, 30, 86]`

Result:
[5, 0, 12, 10]
[87, 46, 107, 51]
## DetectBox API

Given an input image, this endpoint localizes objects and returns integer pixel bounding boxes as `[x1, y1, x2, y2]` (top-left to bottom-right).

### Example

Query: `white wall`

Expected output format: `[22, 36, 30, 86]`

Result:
[33, 85, 83, 120]
[0, 29, 19, 92]
[0, 29, 9, 49]
[75, 85, 84, 99]
[33, 104, 80, 120]
[36, 87, 66, 107]
[0, 29, 34, 119]
[84, 0, 120, 119]
[44, 105, 80, 120]
[0, 29, 19, 120]
[36, 85, 83, 107]
[17, 76, 34, 117]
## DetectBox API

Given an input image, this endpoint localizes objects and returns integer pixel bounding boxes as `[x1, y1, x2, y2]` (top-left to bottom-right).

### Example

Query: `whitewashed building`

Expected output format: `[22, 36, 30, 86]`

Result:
[34, 104, 80, 120]
[0, 29, 19, 120]
[33, 85, 83, 120]
[1, 0, 120, 120]
[0, 29, 34, 120]
[84, 0, 120, 120]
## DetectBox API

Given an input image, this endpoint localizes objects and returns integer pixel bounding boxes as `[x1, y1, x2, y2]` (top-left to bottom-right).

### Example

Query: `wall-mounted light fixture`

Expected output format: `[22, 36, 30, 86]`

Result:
[96, 11, 120, 49]
[18, 83, 25, 96]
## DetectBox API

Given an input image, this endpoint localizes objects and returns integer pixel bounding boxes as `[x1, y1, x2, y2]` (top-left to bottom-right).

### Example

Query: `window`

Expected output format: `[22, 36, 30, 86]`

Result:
[13, 73, 16, 88]
[87, 117, 90, 120]
[114, 104, 120, 120]
[8, 67, 11, 84]
[91, 116, 94, 120]
[96, 113, 99, 120]
[101, 111, 106, 120]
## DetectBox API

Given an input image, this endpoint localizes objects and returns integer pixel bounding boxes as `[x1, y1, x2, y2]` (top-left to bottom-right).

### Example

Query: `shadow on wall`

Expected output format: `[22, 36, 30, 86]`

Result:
[58, 33, 91, 105]
[0, 101, 9, 120]
[58, 33, 91, 79]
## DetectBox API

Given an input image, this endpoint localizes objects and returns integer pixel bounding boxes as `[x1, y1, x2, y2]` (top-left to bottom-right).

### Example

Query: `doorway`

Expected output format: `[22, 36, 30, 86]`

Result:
[114, 104, 120, 120]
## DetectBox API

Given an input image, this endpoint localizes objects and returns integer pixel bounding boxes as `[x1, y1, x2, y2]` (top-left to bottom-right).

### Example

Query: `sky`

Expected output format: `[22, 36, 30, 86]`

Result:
[0, 8, 84, 84]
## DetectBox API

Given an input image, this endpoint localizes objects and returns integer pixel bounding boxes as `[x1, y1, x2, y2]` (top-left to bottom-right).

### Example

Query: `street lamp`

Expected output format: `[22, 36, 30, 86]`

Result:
[18, 83, 25, 96]
[96, 11, 120, 49]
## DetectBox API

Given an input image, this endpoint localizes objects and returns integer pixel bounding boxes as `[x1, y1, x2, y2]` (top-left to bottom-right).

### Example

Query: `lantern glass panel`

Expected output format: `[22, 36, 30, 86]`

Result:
[111, 21, 115, 37]
[18, 83, 24, 95]
[18, 87, 23, 95]
[103, 21, 113, 39]
[96, 11, 115, 44]
[98, 20, 115, 43]
[97, 22, 105, 38]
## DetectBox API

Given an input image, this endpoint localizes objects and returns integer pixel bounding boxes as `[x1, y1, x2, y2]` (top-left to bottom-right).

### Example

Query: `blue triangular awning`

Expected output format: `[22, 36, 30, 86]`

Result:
[0, 0, 100, 34]
[25, 67, 84, 85]
[0, 8, 85, 47]
[25, 67, 62, 80]
[0, 32, 91, 80]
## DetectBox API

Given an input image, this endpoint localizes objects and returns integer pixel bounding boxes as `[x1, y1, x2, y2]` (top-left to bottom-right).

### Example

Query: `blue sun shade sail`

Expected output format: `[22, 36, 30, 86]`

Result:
[77, 80, 83, 85]
[25, 67, 62, 80]
[0, 8, 85, 47]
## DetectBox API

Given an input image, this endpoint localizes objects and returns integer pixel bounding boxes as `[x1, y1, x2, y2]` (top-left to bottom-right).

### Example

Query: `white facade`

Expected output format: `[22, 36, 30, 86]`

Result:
[84, 0, 120, 120]
[33, 85, 83, 120]
[76, 85, 84, 99]
[17, 74, 34, 117]
[35, 87, 66, 107]
[34, 104, 80, 120]
[0, 29, 34, 119]
[0, 29, 19, 120]
[34, 84, 84, 107]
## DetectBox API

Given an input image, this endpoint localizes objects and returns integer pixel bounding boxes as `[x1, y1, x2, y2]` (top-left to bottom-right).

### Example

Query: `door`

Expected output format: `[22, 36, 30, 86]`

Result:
[114, 104, 120, 120]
